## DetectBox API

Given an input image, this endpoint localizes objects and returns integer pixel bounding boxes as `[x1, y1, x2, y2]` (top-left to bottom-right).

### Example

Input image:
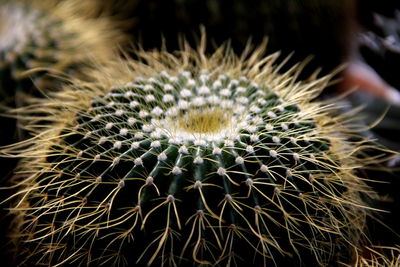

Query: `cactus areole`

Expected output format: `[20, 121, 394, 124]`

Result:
[8, 43, 373, 266]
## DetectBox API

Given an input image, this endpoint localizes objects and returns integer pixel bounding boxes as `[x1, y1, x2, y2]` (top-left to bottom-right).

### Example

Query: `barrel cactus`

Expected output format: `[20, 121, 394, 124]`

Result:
[0, 0, 124, 102]
[3, 41, 379, 266]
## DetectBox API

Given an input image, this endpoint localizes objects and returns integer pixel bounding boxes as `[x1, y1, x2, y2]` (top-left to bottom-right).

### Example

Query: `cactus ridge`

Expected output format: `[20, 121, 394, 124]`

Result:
[4, 41, 375, 266]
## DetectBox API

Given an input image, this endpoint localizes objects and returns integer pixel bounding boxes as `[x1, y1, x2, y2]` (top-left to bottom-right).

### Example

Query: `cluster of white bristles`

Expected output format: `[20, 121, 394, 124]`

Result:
[86, 70, 304, 153]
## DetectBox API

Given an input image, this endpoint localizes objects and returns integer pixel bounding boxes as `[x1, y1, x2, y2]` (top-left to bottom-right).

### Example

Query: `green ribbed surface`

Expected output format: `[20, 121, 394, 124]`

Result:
[18, 70, 358, 266]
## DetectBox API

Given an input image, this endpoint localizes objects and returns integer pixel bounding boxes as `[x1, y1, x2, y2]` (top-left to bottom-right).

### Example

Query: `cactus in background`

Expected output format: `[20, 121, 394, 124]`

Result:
[3, 39, 380, 266]
[0, 0, 125, 185]
[0, 2, 125, 264]
[0, 0, 125, 101]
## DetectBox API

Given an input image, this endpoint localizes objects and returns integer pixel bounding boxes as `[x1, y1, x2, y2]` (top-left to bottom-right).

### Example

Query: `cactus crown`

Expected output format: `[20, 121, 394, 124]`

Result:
[4, 39, 376, 266]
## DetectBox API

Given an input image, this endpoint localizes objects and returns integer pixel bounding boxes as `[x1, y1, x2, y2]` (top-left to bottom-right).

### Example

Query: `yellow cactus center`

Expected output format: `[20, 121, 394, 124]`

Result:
[177, 108, 232, 134]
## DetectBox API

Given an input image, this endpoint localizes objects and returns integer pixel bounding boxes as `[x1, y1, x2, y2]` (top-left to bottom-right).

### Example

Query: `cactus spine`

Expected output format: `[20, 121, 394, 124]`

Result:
[3, 40, 378, 266]
[353, 246, 400, 267]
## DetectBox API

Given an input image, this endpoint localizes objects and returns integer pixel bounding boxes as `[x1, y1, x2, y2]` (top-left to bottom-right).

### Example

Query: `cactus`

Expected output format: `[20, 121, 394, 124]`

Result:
[3, 40, 379, 266]
[0, 0, 125, 185]
[0, 0, 124, 104]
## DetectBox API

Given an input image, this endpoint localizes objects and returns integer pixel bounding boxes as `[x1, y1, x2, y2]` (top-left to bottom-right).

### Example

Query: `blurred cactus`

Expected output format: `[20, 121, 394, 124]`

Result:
[352, 10, 400, 258]
[359, 10, 400, 91]
[3, 40, 381, 266]
[0, 0, 125, 183]
[0, 0, 125, 101]
[0, 3, 126, 264]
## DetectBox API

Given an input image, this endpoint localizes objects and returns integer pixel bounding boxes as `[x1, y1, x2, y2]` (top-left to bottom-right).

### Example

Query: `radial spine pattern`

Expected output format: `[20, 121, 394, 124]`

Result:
[4, 42, 374, 266]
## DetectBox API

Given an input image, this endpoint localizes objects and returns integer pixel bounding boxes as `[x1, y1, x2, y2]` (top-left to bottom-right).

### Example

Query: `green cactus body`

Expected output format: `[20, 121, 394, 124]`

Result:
[5, 43, 373, 266]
